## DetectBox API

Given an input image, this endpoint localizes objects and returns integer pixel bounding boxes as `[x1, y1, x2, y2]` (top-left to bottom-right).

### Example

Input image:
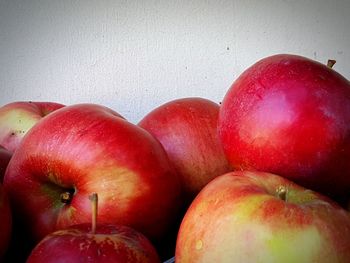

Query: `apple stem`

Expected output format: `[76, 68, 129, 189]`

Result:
[276, 186, 288, 201]
[327, 59, 336, 68]
[89, 193, 98, 234]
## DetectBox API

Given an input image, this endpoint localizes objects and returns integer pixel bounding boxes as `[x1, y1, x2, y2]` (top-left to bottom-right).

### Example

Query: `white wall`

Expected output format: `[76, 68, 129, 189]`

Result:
[1, 0, 349, 123]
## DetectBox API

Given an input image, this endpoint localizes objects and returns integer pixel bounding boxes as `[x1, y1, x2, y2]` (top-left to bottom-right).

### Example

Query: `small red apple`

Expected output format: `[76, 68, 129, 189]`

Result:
[139, 97, 232, 201]
[3, 103, 182, 244]
[176, 171, 350, 262]
[0, 145, 11, 182]
[0, 183, 11, 260]
[27, 194, 161, 263]
[0, 101, 65, 153]
[26, 224, 161, 263]
[27, 224, 161, 263]
[218, 54, 350, 199]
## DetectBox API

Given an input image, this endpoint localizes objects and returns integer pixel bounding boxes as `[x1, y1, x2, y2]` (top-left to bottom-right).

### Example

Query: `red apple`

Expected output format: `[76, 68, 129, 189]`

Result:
[176, 171, 350, 262]
[0, 183, 11, 260]
[0, 145, 11, 182]
[27, 193, 161, 263]
[3, 103, 182, 244]
[27, 224, 161, 263]
[218, 54, 350, 199]
[0, 101, 65, 153]
[138, 97, 232, 201]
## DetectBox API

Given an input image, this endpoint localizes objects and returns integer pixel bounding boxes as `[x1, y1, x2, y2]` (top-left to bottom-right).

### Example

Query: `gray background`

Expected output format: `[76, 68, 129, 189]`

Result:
[1, 0, 349, 123]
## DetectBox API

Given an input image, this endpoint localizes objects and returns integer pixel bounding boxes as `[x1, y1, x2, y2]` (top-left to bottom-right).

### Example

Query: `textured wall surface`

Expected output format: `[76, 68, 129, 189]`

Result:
[1, 0, 349, 123]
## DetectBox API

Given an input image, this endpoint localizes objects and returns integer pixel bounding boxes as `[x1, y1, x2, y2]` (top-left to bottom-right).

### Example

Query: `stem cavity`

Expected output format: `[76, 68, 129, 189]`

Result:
[276, 185, 288, 201]
[60, 191, 73, 204]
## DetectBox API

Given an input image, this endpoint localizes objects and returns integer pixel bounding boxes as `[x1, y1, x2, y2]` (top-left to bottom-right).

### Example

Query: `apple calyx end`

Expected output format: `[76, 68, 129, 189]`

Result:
[60, 191, 73, 204]
[327, 59, 336, 69]
[276, 185, 288, 201]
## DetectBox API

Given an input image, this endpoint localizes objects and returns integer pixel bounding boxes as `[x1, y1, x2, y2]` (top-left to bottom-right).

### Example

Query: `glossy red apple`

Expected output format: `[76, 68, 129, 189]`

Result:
[26, 224, 161, 263]
[27, 194, 161, 263]
[218, 54, 350, 199]
[0, 183, 11, 260]
[0, 146, 11, 182]
[176, 171, 350, 262]
[0, 101, 65, 153]
[139, 97, 232, 201]
[27, 224, 161, 263]
[3, 103, 182, 244]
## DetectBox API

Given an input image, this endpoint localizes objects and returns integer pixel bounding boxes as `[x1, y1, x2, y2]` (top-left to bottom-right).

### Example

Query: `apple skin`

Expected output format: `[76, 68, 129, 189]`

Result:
[218, 54, 350, 199]
[138, 97, 232, 201]
[3, 103, 182, 243]
[0, 183, 11, 260]
[26, 223, 160, 263]
[175, 171, 350, 263]
[0, 145, 11, 182]
[0, 101, 65, 153]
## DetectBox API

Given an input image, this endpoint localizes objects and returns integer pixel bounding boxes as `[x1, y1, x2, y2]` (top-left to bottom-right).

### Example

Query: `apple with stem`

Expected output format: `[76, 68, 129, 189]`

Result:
[0, 183, 11, 260]
[218, 54, 350, 199]
[27, 193, 161, 263]
[139, 97, 232, 202]
[0, 101, 65, 153]
[176, 170, 350, 262]
[3, 103, 182, 245]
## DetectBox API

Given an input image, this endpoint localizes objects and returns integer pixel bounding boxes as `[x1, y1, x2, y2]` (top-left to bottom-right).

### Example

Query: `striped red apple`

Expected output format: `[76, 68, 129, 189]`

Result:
[139, 97, 232, 202]
[27, 194, 161, 263]
[176, 171, 350, 262]
[218, 54, 350, 200]
[3, 103, 182, 245]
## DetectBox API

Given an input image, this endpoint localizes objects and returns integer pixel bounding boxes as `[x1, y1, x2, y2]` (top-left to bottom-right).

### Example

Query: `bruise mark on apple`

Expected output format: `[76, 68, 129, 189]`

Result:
[12, 129, 25, 135]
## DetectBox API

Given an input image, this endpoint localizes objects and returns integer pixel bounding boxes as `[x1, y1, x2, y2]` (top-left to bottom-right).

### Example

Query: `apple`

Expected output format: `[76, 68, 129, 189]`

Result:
[26, 193, 161, 263]
[0, 145, 11, 182]
[138, 97, 232, 202]
[175, 170, 350, 262]
[3, 103, 182, 244]
[0, 101, 65, 153]
[26, 224, 161, 263]
[218, 54, 350, 199]
[27, 224, 161, 263]
[0, 183, 11, 260]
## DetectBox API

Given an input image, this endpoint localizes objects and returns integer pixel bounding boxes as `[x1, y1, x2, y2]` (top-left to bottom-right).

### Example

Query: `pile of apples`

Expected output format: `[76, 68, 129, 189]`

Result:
[1, 53, 350, 263]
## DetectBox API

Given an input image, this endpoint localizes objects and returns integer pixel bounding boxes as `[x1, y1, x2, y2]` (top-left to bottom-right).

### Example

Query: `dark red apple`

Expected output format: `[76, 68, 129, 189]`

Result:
[26, 224, 161, 263]
[27, 224, 161, 263]
[0, 183, 11, 260]
[0, 146, 11, 182]
[3, 103, 182, 244]
[218, 54, 350, 199]
[138, 97, 232, 201]
[27, 194, 161, 263]
[0, 101, 65, 153]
